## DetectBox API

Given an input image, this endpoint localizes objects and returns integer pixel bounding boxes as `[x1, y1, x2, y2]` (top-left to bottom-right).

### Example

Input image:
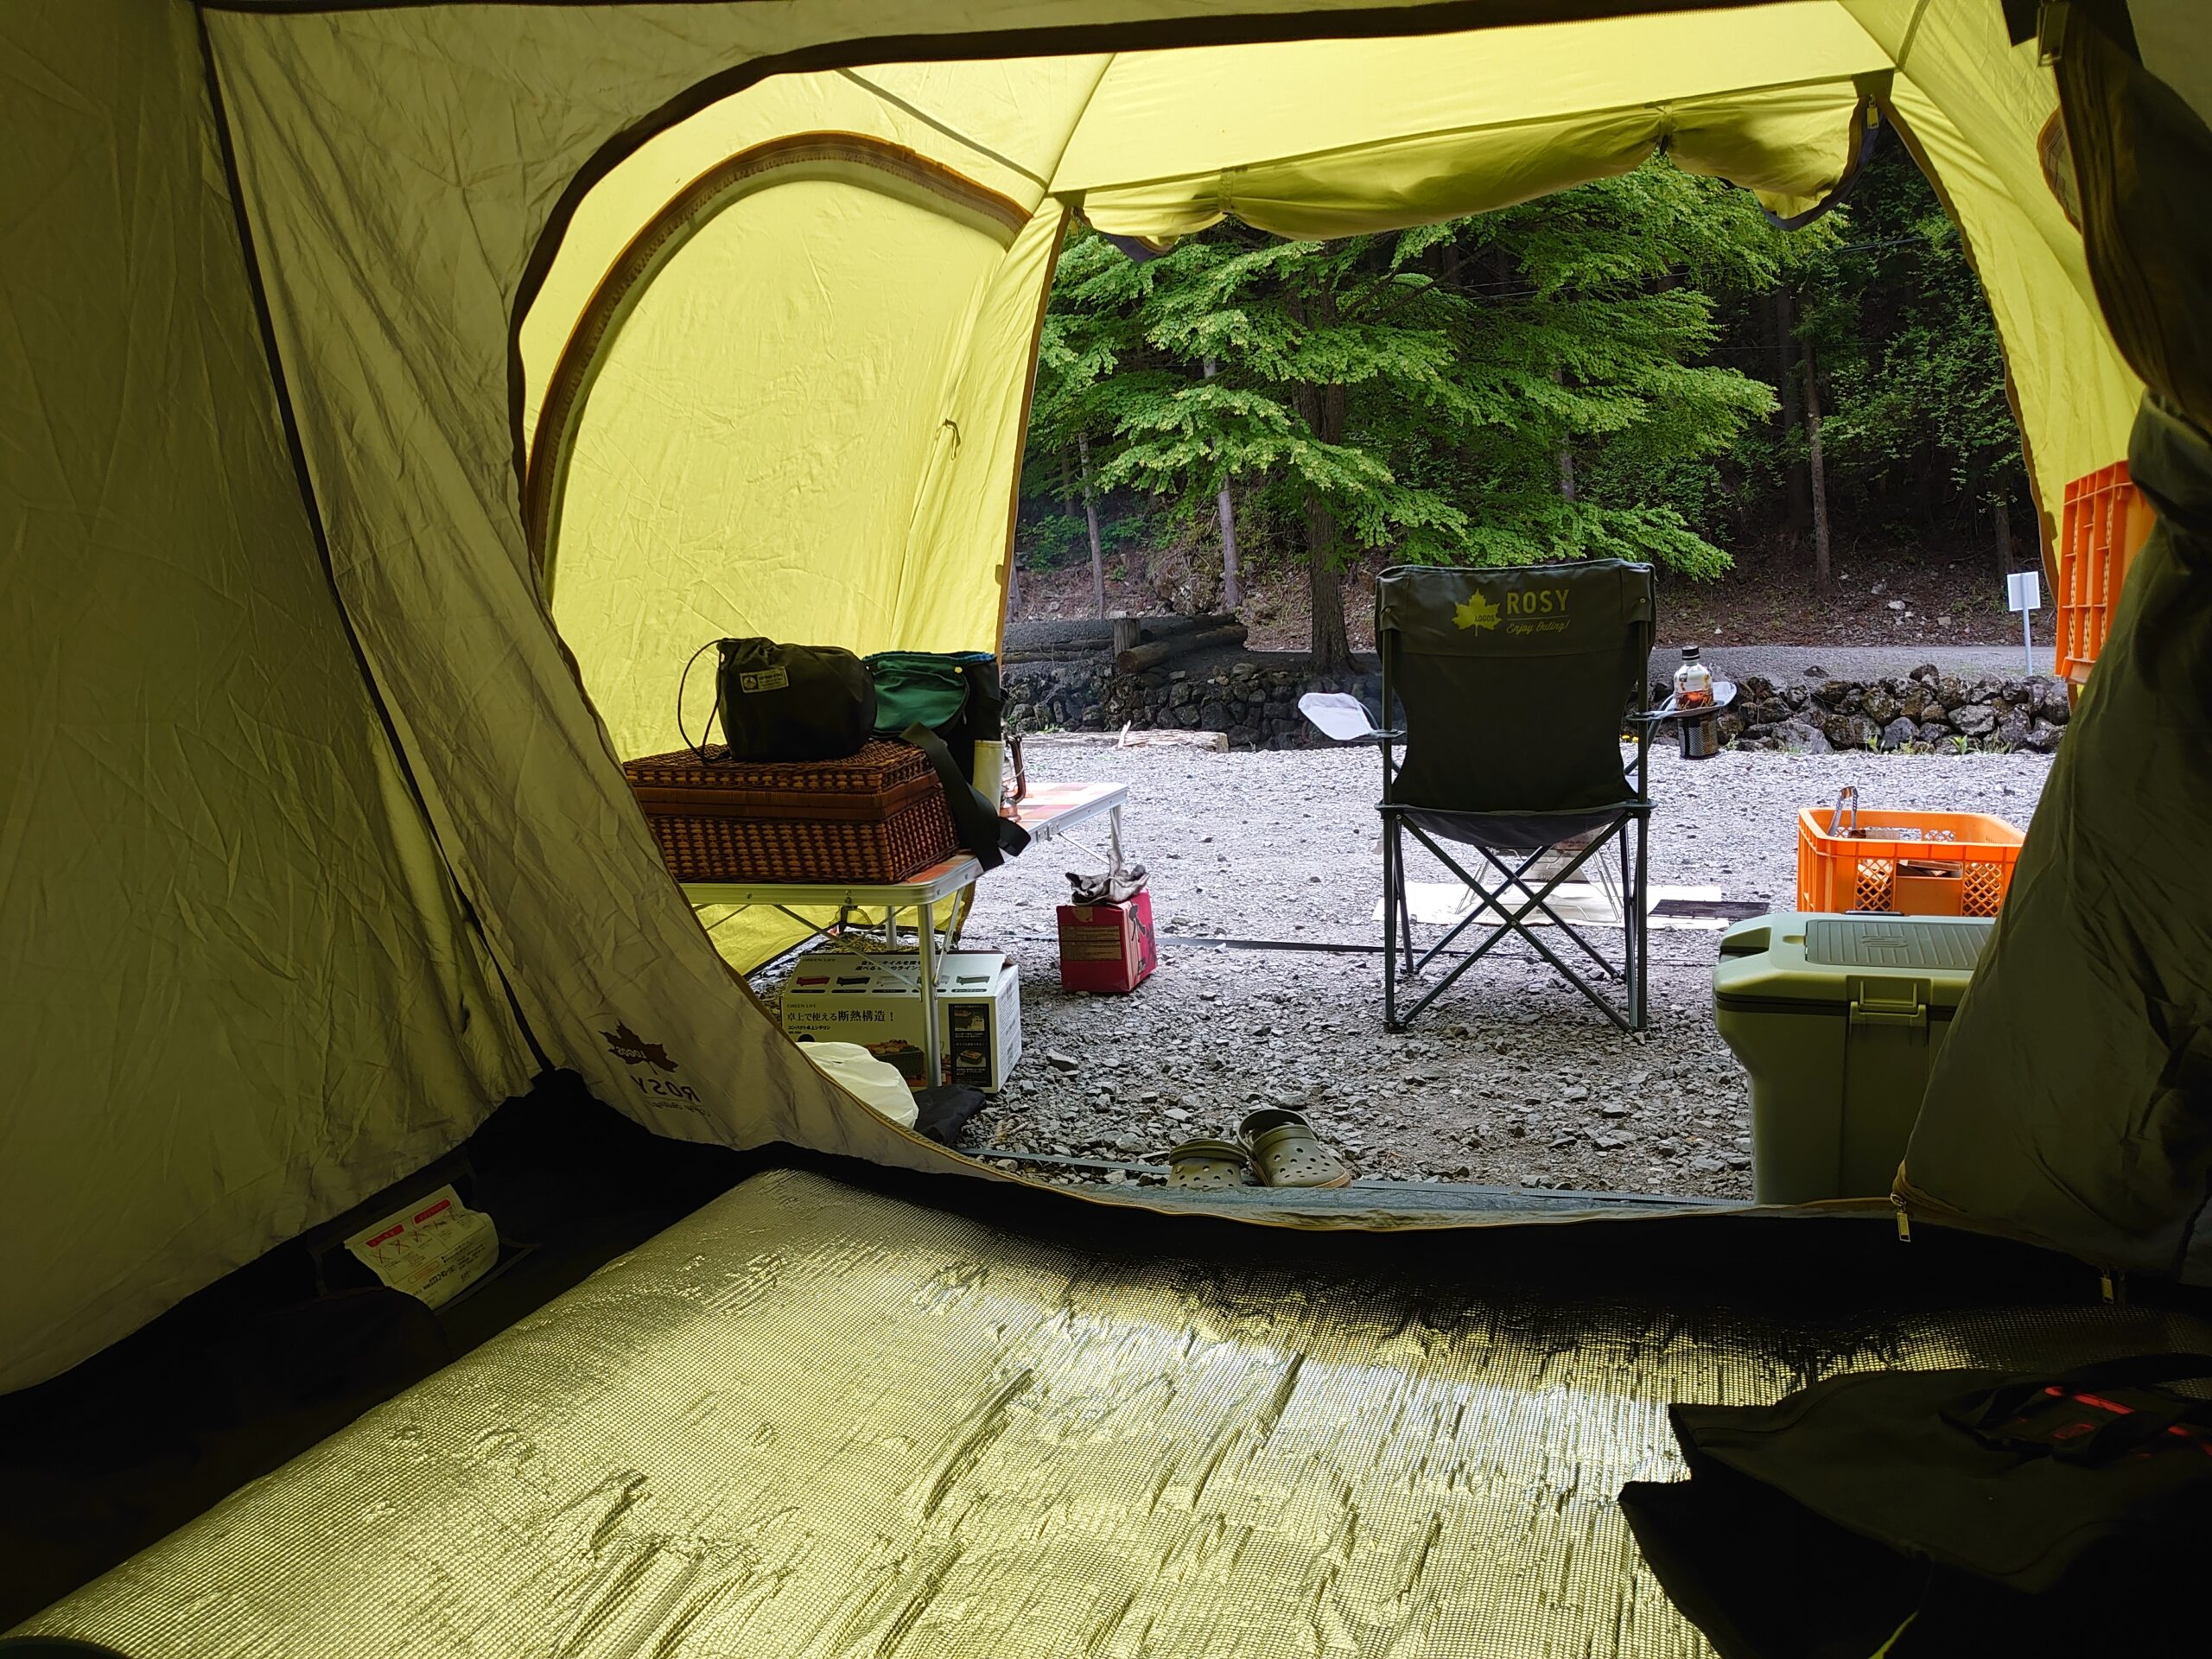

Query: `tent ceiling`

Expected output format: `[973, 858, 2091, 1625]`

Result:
[522, 3, 1890, 467]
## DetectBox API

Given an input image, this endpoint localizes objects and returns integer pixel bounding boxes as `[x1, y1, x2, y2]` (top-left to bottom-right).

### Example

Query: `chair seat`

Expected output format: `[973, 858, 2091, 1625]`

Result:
[1389, 802, 1644, 853]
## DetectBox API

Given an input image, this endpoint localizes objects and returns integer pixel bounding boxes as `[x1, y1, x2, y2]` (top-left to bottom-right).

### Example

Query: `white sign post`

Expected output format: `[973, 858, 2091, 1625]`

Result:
[2005, 569, 2042, 675]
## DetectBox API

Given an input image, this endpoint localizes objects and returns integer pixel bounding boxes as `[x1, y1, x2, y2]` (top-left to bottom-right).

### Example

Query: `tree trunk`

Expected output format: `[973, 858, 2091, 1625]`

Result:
[1006, 550, 1021, 617]
[1301, 378, 1353, 673]
[1993, 492, 2013, 579]
[1203, 356, 1242, 609]
[1802, 341, 1832, 588]
[1078, 434, 1106, 619]
[1058, 447, 1077, 516]
[1554, 366, 1577, 502]
[1287, 289, 1352, 672]
[1776, 290, 1812, 541]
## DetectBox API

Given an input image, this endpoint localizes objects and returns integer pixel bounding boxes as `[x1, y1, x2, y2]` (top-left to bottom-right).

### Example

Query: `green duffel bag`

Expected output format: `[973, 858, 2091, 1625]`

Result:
[863, 650, 1028, 870]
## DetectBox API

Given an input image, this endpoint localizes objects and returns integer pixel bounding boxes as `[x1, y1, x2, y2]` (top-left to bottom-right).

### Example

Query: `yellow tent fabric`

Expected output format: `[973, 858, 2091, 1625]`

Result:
[0, 0, 533, 1395]
[0, 0, 2199, 1395]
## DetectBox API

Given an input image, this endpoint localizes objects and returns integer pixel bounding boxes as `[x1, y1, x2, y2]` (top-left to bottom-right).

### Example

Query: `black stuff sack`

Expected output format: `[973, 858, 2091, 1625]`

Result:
[1619, 1352, 2212, 1658]
[680, 639, 876, 763]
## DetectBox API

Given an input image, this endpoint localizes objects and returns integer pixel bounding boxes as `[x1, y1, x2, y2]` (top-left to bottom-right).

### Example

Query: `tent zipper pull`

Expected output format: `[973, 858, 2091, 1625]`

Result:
[2101, 1268, 2126, 1306]
[1891, 1193, 1911, 1243]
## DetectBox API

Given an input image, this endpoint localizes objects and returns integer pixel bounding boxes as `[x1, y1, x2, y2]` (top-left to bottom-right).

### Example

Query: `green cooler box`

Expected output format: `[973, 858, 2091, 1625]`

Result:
[1713, 912, 1992, 1205]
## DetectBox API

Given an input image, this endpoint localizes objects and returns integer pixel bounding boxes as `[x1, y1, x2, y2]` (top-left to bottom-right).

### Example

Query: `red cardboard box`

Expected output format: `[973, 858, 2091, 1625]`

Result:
[1056, 891, 1158, 993]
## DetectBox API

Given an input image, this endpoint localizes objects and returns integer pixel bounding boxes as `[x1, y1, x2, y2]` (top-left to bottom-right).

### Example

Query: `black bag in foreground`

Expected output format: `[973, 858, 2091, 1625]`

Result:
[680, 639, 875, 763]
[1618, 1353, 2212, 1658]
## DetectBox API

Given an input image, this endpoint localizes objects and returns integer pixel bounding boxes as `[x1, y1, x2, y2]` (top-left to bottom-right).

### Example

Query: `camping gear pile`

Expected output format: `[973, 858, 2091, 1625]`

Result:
[633, 637, 1029, 882]
[1720, 784, 2028, 1205]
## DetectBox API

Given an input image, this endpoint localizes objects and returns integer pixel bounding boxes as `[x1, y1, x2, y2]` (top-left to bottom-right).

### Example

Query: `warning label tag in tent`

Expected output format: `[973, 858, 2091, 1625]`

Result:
[343, 1184, 498, 1310]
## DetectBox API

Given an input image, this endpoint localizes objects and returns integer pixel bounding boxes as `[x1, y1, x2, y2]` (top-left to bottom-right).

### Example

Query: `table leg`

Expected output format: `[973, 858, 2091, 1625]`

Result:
[917, 897, 941, 1087]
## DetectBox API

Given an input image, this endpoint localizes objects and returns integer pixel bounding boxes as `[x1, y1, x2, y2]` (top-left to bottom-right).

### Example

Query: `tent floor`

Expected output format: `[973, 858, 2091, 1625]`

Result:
[0, 1073, 760, 1630]
[14, 1161, 2212, 1656]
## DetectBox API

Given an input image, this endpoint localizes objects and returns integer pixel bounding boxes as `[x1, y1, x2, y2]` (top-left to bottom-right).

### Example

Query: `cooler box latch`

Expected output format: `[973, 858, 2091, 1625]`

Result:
[1848, 976, 1929, 1029]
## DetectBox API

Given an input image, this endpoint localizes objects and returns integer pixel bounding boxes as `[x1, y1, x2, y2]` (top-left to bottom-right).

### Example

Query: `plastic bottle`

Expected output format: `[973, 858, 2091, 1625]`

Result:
[1674, 645, 1714, 709]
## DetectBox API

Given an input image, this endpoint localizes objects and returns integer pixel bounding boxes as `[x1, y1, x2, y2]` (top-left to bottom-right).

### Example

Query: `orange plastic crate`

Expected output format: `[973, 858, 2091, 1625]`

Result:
[1796, 808, 2025, 918]
[2056, 461, 2155, 687]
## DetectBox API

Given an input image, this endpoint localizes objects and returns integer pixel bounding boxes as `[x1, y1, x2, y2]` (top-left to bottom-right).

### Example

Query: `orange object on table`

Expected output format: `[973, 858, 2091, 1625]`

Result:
[1796, 807, 2025, 918]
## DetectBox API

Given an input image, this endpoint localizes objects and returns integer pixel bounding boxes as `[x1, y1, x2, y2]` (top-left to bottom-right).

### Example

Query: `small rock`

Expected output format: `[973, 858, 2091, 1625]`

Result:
[1138, 1089, 1159, 1103]
[1562, 1084, 1589, 1103]
[1162, 1107, 1191, 1122]
[1721, 1152, 1752, 1170]
[1910, 663, 1939, 682]
[1599, 1102, 1632, 1118]
[2026, 718, 2063, 753]
[1885, 599, 1906, 612]
[1593, 1134, 1628, 1151]
[1804, 664, 1828, 678]
[1046, 1050, 1079, 1072]
[1689, 1155, 1725, 1174]
[1881, 716, 1917, 750]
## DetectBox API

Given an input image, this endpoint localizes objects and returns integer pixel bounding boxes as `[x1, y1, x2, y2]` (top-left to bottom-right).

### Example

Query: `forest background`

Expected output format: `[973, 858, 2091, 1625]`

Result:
[1013, 138, 2039, 659]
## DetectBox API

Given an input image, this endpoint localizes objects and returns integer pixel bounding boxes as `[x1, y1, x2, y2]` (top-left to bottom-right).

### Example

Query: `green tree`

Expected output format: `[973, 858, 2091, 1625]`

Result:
[1024, 156, 1807, 668]
[1789, 140, 2027, 572]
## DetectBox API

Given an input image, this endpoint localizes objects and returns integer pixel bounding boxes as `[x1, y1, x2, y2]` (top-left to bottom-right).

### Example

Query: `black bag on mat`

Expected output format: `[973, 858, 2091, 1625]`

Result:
[680, 639, 875, 763]
[1618, 1353, 2212, 1658]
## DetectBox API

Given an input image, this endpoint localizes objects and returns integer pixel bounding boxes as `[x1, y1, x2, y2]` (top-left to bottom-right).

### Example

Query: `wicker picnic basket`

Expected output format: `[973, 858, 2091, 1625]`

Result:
[623, 740, 959, 883]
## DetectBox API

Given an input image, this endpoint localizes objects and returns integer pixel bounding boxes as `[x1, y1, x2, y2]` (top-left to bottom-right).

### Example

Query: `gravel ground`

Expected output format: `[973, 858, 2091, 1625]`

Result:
[769, 743, 2052, 1199]
[1671, 643, 2047, 687]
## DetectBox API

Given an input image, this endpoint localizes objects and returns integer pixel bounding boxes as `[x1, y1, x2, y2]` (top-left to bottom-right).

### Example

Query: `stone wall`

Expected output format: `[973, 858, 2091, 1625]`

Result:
[1006, 654, 2073, 753]
[1713, 664, 2070, 753]
[1007, 655, 1376, 750]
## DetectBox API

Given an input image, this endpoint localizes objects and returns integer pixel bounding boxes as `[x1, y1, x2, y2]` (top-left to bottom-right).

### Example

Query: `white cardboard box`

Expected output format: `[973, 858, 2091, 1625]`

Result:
[780, 952, 1022, 1090]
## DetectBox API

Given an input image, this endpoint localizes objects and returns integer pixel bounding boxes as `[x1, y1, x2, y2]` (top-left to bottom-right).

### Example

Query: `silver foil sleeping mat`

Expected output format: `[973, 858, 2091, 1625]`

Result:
[18, 1167, 2209, 1656]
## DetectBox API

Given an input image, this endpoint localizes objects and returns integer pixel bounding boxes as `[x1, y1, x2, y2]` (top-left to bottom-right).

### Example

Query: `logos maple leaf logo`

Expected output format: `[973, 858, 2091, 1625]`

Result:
[601, 1021, 677, 1072]
[1453, 592, 1501, 632]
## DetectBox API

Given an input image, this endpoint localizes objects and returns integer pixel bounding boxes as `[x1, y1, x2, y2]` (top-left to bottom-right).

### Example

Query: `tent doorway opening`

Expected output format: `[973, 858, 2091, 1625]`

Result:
[512, 26, 2085, 1214]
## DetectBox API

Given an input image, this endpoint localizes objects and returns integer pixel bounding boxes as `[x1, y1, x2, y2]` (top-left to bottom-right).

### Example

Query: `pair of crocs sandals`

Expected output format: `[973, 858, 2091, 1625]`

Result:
[1167, 1109, 1353, 1190]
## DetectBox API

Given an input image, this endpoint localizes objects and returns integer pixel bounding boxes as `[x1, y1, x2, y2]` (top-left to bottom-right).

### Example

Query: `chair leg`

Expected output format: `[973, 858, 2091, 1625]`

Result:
[1382, 816, 1401, 1031]
[1618, 817, 1635, 1020]
[1630, 811, 1649, 1031]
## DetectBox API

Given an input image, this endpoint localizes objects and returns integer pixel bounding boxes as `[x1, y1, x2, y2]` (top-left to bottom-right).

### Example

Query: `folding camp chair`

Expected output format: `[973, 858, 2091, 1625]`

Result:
[1306, 560, 1657, 1033]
